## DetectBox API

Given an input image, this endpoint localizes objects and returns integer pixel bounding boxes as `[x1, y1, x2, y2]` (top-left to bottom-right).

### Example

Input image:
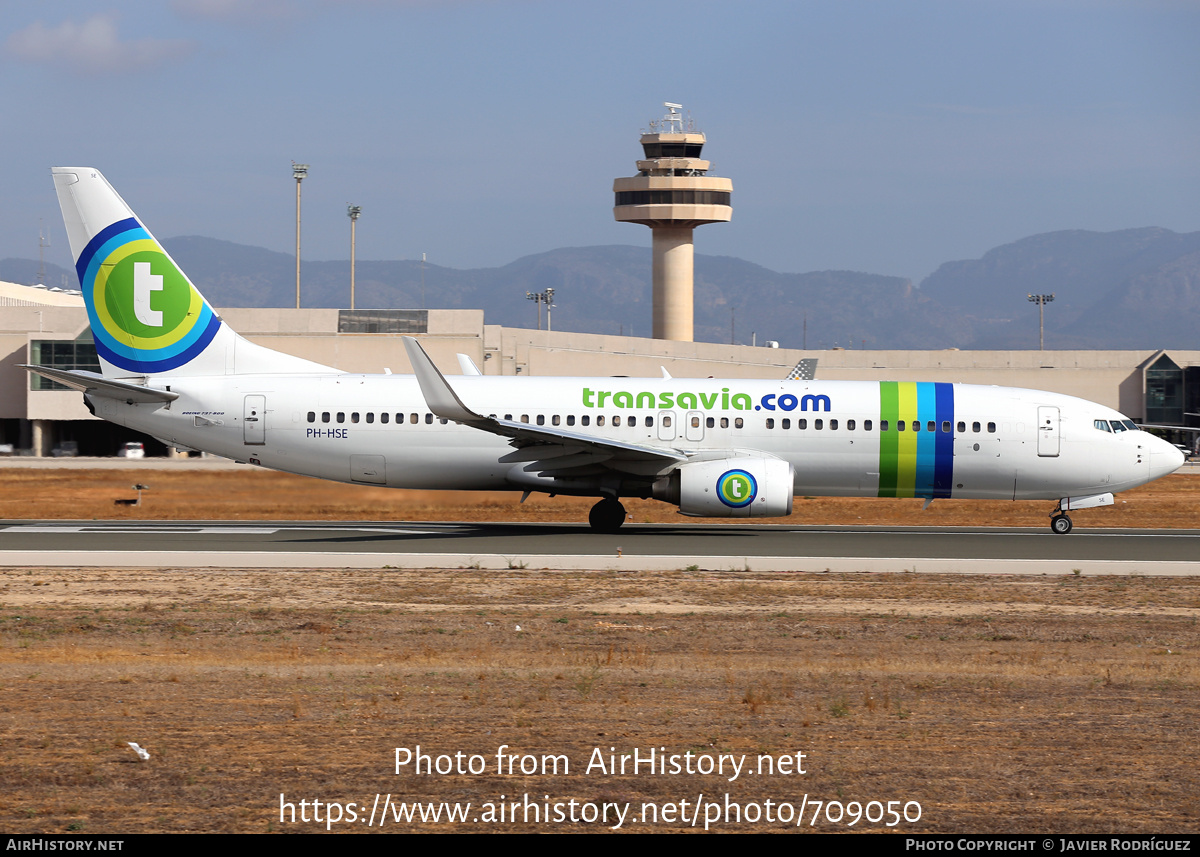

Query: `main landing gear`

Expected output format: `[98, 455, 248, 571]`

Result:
[589, 497, 627, 533]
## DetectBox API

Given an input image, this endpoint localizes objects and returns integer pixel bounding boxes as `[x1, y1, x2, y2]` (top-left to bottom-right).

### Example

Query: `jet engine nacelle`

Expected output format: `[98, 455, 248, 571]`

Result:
[657, 457, 795, 518]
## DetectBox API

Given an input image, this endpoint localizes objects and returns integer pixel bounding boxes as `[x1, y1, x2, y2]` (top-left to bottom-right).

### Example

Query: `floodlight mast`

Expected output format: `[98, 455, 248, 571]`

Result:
[347, 204, 362, 310]
[525, 288, 555, 331]
[292, 163, 309, 309]
[1028, 293, 1055, 350]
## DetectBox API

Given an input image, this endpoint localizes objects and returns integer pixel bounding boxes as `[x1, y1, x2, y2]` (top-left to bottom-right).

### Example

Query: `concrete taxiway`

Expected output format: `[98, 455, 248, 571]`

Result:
[1, 520, 1198, 575]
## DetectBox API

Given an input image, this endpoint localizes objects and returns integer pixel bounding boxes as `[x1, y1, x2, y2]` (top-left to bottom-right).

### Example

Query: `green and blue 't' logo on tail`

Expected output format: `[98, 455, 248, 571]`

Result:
[76, 217, 221, 373]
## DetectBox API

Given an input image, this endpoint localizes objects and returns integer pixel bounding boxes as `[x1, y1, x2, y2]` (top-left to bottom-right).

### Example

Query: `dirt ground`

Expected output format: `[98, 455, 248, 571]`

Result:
[2, 571, 1199, 834]
[0, 467, 1197, 529]
[0, 470, 1197, 833]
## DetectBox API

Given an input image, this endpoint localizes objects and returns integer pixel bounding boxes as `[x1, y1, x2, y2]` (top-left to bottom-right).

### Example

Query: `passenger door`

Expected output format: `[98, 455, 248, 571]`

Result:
[1037, 406, 1060, 457]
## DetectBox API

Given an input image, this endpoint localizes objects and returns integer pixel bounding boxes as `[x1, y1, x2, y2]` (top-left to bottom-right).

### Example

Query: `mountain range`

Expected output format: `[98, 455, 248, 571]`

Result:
[4, 227, 1197, 351]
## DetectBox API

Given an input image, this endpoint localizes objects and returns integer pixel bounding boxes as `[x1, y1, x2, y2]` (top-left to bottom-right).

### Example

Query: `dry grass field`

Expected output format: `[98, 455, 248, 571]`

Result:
[0, 466, 1196, 528]
[0, 468, 1197, 833]
[1, 568, 1198, 834]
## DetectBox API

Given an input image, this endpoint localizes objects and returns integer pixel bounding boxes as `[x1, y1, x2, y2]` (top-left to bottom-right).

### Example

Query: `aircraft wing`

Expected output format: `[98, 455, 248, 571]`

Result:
[20, 365, 178, 404]
[402, 338, 686, 475]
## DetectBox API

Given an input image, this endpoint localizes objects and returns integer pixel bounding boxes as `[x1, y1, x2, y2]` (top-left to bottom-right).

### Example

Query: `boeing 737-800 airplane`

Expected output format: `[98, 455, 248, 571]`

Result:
[24, 168, 1185, 533]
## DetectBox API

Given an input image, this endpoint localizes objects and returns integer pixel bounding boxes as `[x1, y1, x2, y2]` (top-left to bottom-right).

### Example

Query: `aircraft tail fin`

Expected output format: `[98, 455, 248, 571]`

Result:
[785, 358, 818, 381]
[51, 168, 334, 378]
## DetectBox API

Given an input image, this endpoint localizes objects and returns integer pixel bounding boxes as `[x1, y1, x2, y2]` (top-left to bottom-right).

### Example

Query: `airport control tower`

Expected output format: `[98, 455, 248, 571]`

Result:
[613, 103, 732, 341]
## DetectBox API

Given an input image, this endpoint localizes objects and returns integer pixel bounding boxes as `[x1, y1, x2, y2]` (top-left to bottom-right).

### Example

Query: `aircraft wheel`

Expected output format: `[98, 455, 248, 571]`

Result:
[589, 498, 626, 533]
[1050, 514, 1073, 535]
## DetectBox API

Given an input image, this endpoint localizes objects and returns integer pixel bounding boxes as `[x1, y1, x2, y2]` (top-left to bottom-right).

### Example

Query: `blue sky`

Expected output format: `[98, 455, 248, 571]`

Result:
[3, 0, 1198, 283]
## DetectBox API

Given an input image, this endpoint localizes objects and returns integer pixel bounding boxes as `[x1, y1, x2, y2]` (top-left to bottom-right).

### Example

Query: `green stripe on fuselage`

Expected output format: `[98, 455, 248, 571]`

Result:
[879, 381, 922, 498]
[879, 382, 899, 496]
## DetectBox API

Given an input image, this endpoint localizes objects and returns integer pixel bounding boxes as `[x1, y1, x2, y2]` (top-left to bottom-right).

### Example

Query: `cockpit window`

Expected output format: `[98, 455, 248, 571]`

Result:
[1122, 420, 1139, 432]
[1094, 420, 1111, 432]
[1109, 420, 1126, 433]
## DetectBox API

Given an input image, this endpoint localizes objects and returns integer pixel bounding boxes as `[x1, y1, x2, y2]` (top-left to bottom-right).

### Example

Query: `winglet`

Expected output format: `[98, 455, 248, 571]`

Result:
[457, 354, 482, 376]
[403, 337, 480, 423]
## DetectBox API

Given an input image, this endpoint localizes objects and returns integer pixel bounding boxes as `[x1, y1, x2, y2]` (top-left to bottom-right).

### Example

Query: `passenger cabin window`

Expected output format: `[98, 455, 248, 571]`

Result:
[830, 419, 838, 430]
[425, 413, 434, 424]
[864, 420, 872, 431]
[351, 412, 360, 423]
[566, 415, 575, 426]
[720, 417, 729, 428]
[366, 413, 374, 424]
[766, 418, 775, 429]
[987, 422, 997, 433]
[597, 416, 606, 426]
[307, 412, 315, 423]
[972, 421, 981, 433]
[880, 420, 889, 431]
[958, 421, 966, 433]
[782, 418, 791, 430]
[336, 412, 345, 424]
[797, 418, 807, 430]
[847, 419, 855, 430]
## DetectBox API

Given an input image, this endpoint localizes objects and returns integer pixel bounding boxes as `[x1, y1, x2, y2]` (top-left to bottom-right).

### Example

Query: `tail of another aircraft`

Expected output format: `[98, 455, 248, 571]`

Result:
[51, 168, 333, 378]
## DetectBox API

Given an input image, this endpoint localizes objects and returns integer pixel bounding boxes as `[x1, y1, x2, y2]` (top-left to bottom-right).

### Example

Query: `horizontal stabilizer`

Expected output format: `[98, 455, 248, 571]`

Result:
[20, 365, 178, 403]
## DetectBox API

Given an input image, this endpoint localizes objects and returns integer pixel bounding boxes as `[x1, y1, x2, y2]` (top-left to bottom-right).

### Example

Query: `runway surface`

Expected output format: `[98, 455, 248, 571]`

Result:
[1, 520, 1197, 575]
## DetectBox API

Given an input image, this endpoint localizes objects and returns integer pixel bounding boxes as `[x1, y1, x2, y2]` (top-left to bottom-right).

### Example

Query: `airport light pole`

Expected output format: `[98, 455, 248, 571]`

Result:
[525, 288, 555, 331]
[1027, 293, 1054, 350]
[347, 204, 362, 310]
[293, 163, 309, 309]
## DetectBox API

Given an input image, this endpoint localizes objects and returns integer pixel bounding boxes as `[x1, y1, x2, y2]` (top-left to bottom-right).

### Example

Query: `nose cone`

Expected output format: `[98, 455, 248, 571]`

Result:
[1148, 436, 1186, 480]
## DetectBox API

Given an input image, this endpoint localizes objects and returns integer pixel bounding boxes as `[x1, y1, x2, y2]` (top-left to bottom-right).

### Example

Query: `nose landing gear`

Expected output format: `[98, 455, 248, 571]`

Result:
[1048, 492, 1113, 533]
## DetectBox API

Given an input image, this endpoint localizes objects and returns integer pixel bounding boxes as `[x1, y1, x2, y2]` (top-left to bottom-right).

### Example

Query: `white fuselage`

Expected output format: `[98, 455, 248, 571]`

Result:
[93, 373, 1180, 502]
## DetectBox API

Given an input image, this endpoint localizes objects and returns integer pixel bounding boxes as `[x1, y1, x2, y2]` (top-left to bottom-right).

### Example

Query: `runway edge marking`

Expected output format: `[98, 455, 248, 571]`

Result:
[1, 551, 1198, 576]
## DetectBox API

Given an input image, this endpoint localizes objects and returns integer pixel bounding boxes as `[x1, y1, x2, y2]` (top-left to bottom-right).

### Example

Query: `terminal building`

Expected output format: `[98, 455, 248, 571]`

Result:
[2, 279, 1196, 457]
